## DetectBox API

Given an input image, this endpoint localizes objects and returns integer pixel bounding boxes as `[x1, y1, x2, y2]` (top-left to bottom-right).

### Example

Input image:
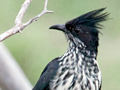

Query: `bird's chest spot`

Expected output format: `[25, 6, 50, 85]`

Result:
[50, 52, 101, 90]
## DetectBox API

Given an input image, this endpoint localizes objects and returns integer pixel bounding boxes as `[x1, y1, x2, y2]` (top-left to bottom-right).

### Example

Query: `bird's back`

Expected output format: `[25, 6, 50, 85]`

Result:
[32, 58, 60, 90]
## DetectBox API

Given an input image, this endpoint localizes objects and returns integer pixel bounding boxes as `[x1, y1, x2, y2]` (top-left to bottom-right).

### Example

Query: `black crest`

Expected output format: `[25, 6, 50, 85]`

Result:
[65, 8, 109, 52]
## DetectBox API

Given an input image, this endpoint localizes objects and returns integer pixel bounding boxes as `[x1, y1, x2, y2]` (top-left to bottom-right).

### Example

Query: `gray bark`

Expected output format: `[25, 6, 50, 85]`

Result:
[0, 43, 32, 90]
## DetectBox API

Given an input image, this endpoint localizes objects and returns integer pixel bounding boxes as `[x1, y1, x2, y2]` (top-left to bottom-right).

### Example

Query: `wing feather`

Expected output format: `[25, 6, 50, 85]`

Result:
[32, 58, 59, 90]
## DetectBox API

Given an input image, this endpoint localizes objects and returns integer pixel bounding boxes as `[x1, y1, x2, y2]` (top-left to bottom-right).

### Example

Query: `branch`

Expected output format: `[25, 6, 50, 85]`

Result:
[0, 43, 32, 90]
[0, 0, 53, 42]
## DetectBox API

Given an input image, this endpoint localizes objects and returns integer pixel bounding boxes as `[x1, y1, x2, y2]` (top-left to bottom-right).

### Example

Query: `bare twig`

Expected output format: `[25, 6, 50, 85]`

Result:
[0, 0, 53, 42]
[15, 0, 32, 24]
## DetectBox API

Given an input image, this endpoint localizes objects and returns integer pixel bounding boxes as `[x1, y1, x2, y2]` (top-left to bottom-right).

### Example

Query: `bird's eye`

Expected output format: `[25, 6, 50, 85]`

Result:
[69, 27, 72, 30]
[74, 29, 80, 33]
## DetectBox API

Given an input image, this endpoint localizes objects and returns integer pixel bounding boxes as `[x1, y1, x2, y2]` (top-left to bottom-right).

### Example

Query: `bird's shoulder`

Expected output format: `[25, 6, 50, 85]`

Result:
[41, 57, 60, 75]
[32, 57, 60, 90]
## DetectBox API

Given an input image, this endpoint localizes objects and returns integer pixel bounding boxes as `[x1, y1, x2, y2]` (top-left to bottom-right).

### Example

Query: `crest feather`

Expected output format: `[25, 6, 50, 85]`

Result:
[65, 8, 109, 33]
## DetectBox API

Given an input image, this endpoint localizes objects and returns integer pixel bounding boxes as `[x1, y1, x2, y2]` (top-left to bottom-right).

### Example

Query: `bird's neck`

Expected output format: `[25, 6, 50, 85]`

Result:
[68, 41, 97, 58]
[59, 41, 97, 66]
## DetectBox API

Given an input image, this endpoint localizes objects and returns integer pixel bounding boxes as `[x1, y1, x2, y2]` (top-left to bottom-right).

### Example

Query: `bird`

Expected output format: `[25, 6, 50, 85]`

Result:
[32, 8, 109, 90]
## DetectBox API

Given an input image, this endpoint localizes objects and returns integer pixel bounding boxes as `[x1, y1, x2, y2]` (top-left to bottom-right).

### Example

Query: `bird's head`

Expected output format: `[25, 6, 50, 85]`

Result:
[49, 8, 109, 53]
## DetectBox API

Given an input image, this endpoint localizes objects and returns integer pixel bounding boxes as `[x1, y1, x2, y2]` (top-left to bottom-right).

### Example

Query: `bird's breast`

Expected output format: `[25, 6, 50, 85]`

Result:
[49, 51, 101, 90]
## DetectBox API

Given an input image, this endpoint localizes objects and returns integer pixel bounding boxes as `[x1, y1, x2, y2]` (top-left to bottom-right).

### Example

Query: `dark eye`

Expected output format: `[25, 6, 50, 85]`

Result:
[74, 29, 80, 33]
[68, 26, 72, 30]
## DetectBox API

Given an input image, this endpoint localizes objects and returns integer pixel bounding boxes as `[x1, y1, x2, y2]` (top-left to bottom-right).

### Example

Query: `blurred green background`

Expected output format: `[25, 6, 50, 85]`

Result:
[0, 0, 120, 90]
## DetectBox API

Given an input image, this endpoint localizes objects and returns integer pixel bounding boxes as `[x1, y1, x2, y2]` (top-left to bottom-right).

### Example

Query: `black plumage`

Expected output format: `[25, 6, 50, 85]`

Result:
[32, 8, 109, 90]
[33, 58, 60, 90]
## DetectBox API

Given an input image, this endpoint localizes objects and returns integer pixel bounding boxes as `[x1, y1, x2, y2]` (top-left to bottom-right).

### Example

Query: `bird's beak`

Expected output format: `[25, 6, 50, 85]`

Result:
[49, 24, 65, 31]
